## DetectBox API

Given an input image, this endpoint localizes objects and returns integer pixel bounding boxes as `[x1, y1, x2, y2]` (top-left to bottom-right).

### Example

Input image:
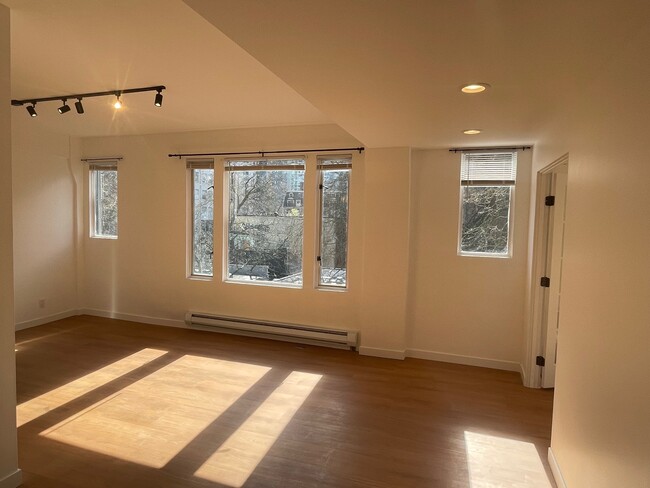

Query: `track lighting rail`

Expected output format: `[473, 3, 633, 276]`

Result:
[11, 85, 165, 116]
[11, 85, 166, 106]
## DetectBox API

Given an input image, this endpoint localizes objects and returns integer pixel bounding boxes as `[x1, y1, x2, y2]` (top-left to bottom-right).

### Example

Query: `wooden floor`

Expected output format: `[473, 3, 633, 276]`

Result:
[15, 316, 555, 488]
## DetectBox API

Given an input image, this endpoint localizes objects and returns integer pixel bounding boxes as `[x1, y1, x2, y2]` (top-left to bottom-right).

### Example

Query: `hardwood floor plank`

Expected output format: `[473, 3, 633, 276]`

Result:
[16, 316, 555, 487]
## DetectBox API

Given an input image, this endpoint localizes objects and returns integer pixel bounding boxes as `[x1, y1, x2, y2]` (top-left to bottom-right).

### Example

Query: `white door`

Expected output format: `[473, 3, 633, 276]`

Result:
[541, 164, 568, 388]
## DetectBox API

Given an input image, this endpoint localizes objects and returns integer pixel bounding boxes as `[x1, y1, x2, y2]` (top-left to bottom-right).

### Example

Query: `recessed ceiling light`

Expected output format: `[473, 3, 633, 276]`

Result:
[461, 83, 490, 94]
[463, 129, 482, 135]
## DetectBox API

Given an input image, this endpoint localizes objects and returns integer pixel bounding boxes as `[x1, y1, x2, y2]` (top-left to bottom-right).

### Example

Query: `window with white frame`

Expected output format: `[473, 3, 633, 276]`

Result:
[89, 162, 118, 238]
[317, 156, 351, 288]
[226, 158, 305, 285]
[188, 160, 214, 277]
[459, 151, 517, 256]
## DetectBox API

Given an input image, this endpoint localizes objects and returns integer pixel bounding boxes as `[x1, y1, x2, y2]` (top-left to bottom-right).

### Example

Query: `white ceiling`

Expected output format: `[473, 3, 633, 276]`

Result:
[6, 0, 648, 147]
[5, 0, 330, 137]
[184, 0, 650, 148]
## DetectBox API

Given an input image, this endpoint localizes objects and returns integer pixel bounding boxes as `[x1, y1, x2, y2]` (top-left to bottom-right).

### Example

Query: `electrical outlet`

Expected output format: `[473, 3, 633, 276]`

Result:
[38, 299, 46, 309]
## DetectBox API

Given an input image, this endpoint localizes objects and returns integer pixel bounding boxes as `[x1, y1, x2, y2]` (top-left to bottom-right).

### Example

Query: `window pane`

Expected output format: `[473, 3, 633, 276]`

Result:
[228, 168, 304, 285]
[93, 169, 118, 237]
[319, 169, 349, 287]
[460, 186, 511, 254]
[192, 169, 214, 276]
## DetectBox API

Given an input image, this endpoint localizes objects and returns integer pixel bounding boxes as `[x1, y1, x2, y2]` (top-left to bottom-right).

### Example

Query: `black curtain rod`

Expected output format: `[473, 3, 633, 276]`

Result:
[169, 147, 365, 159]
[449, 145, 532, 153]
[80, 157, 123, 162]
[12, 85, 166, 106]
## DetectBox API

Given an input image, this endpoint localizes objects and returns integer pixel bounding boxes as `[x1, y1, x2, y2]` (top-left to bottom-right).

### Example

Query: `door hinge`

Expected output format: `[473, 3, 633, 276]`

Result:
[536, 355, 546, 367]
[316, 255, 322, 262]
[318, 184, 324, 190]
[545, 195, 555, 206]
[540, 276, 550, 287]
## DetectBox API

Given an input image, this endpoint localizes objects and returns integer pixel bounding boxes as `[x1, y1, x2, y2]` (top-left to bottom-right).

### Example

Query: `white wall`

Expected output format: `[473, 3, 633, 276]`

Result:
[358, 147, 411, 357]
[0, 4, 21, 487]
[78, 127, 534, 365]
[406, 149, 531, 369]
[80, 124, 369, 334]
[12, 116, 79, 328]
[532, 22, 650, 488]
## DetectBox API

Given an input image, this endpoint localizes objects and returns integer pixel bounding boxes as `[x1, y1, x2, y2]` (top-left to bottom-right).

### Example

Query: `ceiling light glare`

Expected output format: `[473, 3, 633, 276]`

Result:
[154, 90, 163, 107]
[58, 100, 71, 114]
[463, 129, 482, 135]
[461, 83, 490, 94]
[113, 95, 123, 109]
[26, 103, 37, 117]
[75, 98, 84, 114]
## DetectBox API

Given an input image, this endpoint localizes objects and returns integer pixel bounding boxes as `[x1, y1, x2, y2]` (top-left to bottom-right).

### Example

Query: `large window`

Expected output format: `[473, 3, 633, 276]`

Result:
[226, 159, 305, 285]
[459, 151, 517, 257]
[90, 162, 118, 239]
[317, 157, 351, 288]
[189, 160, 214, 277]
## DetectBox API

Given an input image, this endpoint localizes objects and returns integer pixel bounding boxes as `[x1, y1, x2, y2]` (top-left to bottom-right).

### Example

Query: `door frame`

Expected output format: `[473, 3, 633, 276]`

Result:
[524, 154, 569, 388]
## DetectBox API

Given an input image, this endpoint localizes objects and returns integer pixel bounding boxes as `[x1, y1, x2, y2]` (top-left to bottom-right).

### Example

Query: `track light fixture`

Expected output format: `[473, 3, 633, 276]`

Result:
[58, 100, 71, 114]
[10, 85, 166, 117]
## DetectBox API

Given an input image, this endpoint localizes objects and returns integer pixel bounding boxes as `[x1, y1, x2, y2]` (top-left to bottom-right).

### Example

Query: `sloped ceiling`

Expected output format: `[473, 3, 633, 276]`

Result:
[183, 0, 649, 148]
[5, 0, 330, 136]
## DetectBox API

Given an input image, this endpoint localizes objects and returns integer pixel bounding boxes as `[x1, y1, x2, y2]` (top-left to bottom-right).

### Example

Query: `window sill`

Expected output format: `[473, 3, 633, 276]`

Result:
[188, 275, 213, 281]
[458, 251, 512, 259]
[316, 285, 348, 293]
[224, 279, 302, 290]
[90, 235, 118, 240]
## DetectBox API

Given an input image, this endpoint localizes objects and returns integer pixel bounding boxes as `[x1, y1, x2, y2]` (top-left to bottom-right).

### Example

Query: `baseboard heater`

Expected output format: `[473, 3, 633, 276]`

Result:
[185, 312, 359, 350]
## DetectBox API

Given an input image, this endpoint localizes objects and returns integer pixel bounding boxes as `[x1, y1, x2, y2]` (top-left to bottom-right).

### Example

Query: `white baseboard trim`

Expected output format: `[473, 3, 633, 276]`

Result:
[406, 348, 521, 372]
[520, 362, 527, 385]
[548, 447, 567, 488]
[0, 469, 22, 488]
[81, 309, 186, 329]
[359, 346, 406, 360]
[15, 309, 80, 331]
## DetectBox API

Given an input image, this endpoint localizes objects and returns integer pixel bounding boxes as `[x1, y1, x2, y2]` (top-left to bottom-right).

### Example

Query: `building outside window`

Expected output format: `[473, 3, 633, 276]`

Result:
[226, 158, 305, 285]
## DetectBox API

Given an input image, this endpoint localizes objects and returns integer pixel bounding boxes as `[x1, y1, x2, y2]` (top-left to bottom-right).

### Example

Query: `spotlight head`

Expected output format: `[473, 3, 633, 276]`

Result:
[26, 103, 37, 117]
[58, 100, 71, 114]
[113, 93, 123, 109]
[75, 98, 84, 114]
[154, 90, 163, 107]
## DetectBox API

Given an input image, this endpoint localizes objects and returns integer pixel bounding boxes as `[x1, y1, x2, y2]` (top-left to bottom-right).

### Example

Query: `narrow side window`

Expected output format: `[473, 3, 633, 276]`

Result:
[317, 156, 351, 288]
[90, 162, 118, 239]
[188, 159, 214, 277]
[459, 151, 517, 257]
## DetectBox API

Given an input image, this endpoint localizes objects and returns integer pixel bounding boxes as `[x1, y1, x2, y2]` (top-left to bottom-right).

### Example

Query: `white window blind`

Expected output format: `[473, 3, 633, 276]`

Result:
[461, 152, 517, 185]
[226, 158, 305, 171]
[89, 161, 118, 172]
[186, 158, 214, 170]
[317, 155, 352, 170]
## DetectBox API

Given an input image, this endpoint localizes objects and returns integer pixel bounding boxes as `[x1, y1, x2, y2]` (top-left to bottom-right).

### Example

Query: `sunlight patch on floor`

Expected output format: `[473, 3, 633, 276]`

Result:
[17, 348, 167, 427]
[195, 371, 322, 487]
[40, 355, 271, 468]
[464, 431, 553, 488]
